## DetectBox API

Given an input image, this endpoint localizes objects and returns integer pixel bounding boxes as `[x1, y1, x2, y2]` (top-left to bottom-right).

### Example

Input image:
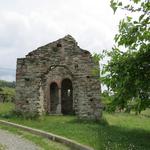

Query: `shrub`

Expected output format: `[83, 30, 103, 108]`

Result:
[12, 110, 39, 119]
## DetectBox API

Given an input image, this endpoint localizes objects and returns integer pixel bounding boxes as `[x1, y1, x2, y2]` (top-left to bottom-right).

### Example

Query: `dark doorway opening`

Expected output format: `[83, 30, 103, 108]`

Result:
[61, 79, 73, 115]
[50, 82, 59, 113]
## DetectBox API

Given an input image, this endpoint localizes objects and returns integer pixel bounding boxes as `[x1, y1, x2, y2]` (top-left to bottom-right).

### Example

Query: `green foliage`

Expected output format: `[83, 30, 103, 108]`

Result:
[0, 102, 14, 114]
[110, 0, 122, 13]
[0, 102, 15, 116]
[101, 0, 150, 113]
[0, 80, 16, 103]
[12, 110, 39, 119]
[141, 108, 150, 117]
[92, 53, 103, 63]
[0, 80, 15, 88]
[0, 102, 39, 119]
[1, 87, 15, 96]
[0, 87, 15, 102]
[101, 91, 116, 112]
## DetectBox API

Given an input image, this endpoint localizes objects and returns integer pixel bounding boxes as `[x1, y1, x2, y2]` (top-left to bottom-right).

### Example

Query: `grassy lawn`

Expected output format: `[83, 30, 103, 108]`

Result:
[0, 102, 150, 150]
[0, 103, 70, 150]
[141, 109, 150, 117]
[0, 125, 70, 150]
[0, 102, 14, 116]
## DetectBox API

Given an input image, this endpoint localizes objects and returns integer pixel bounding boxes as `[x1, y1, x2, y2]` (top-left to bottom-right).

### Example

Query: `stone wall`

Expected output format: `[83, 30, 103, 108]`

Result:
[15, 35, 102, 120]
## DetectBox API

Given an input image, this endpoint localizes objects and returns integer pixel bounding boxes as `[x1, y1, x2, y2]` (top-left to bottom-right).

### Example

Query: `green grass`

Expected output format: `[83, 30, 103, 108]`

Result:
[0, 102, 15, 115]
[0, 103, 150, 150]
[0, 103, 70, 150]
[0, 87, 15, 95]
[0, 125, 70, 150]
[141, 109, 150, 117]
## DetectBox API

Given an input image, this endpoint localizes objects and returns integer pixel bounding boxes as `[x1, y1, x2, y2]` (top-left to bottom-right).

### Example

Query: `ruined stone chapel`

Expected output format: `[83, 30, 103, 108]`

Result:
[15, 35, 102, 120]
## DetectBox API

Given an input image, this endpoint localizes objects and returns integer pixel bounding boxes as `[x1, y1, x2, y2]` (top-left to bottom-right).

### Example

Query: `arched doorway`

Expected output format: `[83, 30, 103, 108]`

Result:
[61, 79, 73, 115]
[50, 82, 59, 113]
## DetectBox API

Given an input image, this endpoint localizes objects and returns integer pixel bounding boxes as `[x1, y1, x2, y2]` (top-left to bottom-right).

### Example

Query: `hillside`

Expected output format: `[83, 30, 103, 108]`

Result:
[0, 80, 15, 103]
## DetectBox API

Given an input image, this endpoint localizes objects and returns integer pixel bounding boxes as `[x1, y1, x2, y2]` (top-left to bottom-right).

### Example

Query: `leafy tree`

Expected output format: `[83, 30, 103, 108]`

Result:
[0, 87, 15, 103]
[0, 80, 16, 88]
[0, 80, 16, 103]
[101, 0, 150, 114]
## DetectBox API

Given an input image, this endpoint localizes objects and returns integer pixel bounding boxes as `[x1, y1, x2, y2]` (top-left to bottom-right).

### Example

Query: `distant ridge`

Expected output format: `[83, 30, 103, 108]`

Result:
[0, 67, 15, 81]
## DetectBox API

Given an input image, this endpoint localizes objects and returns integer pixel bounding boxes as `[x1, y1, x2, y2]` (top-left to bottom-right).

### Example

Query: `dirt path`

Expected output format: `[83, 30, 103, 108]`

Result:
[0, 129, 41, 150]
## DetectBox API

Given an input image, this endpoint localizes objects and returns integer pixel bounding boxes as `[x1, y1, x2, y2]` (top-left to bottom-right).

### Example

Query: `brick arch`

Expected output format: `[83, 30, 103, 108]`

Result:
[49, 80, 61, 89]
[42, 65, 73, 114]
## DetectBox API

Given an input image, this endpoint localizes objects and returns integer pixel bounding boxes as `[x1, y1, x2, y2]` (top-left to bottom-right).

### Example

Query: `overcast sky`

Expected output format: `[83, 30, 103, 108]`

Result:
[0, 0, 125, 70]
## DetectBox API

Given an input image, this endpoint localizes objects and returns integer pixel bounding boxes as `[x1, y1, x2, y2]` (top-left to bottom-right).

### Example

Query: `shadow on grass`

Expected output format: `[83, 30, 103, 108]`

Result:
[65, 116, 150, 150]
[0, 114, 150, 150]
[100, 125, 150, 150]
[67, 117, 109, 126]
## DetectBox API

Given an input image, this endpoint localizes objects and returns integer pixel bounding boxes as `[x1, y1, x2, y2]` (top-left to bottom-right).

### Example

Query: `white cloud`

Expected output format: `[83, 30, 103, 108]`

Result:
[0, 0, 125, 70]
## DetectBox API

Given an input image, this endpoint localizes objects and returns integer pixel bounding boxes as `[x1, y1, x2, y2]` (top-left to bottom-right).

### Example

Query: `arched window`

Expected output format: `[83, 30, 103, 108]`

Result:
[50, 82, 59, 113]
[61, 79, 73, 115]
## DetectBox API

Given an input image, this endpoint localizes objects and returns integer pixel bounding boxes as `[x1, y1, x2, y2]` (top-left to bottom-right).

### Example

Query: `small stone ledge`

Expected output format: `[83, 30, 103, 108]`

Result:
[0, 120, 94, 150]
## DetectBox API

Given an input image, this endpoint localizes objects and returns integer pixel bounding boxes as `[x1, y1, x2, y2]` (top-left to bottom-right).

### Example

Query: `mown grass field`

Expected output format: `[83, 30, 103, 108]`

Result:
[0, 102, 150, 150]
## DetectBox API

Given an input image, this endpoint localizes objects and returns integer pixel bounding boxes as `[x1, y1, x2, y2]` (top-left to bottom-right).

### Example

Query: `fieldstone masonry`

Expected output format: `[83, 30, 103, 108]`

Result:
[15, 35, 102, 120]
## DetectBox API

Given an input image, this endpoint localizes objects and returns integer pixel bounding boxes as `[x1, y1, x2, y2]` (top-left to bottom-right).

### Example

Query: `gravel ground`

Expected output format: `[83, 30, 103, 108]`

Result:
[0, 129, 41, 150]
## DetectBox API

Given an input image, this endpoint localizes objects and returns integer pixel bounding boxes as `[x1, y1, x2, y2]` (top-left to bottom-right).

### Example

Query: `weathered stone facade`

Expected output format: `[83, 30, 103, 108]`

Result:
[15, 35, 102, 120]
